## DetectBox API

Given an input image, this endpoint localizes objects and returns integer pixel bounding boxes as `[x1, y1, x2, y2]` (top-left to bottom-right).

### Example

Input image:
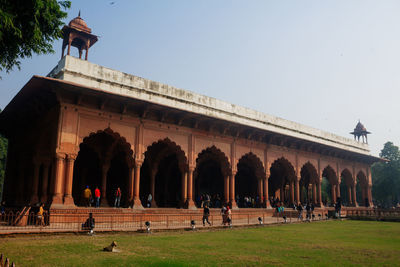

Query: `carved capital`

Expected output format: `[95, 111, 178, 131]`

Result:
[67, 153, 78, 161]
[55, 153, 66, 160]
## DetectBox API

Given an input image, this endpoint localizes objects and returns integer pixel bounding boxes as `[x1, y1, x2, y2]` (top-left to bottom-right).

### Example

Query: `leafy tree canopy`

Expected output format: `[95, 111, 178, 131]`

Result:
[372, 141, 400, 208]
[0, 0, 71, 76]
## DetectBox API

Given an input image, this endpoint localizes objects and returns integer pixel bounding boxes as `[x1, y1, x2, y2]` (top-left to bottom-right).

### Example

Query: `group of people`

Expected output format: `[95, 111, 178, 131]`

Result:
[196, 193, 222, 209]
[201, 202, 232, 227]
[236, 195, 263, 208]
[295, 202, 315, 221]
[82, 186, 122, 208]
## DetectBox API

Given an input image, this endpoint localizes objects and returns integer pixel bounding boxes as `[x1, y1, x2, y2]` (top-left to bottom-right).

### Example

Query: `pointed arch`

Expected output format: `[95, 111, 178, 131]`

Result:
[194, 146, 231, 207]
[235, 152, 265, 208]
[299, 162, 319, 204]
[72, 128, 134, 207]
[321, 165, 338, 206]
[140, 138, 188, 208]
[268, 157, 296, 206]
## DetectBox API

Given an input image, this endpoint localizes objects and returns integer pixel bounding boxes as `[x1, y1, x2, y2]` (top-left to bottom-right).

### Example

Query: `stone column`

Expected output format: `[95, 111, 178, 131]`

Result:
[40, 163, 50, 204]
[224, 175, 230, 204]
[331, 184, 337, 205]
[230, 172, 238, 209]
[63, 154, 76, 206]
[264, 177, 270, 208]
[30, 161, 41, 205]
[257, 178, 263, 207]
[100, 163, 110, 207]
[85, 40, 90, 60]
[317, 180, 323, 207]
[128, 167, 134, 205]
[181, 171, 187, 207]
[51, 153, 66, 207]
[347, 185, 352, 206]
[352, 185, 357, 207]
[289, 181, 294, 204]
[67, 38, 72, 55]
[368, 185, 373, 207]
[295, 178, 300, 204]
[150, 168, 157, 208]
[186, 166, 196, 209]
[336, 182, 341, 198]
[312, 183, 317, 204]
[133, 160, 144, 209]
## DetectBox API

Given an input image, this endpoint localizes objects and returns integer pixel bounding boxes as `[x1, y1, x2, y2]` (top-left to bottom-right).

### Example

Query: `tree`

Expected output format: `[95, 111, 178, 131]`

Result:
[0, 109, 8, 199]
[371, 142, 400, 208]
[0, 0, 71, 76]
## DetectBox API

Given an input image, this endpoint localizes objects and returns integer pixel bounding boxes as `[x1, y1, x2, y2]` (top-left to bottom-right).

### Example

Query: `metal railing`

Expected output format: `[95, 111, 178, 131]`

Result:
[346, 208, 400, 220]
[0, 209, 338, 234]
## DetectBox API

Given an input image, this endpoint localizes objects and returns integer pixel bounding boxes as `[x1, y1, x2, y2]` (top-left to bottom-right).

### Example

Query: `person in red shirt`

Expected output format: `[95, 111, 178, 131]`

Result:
[94, 187, 101, 208]
[114, 187, 121, 208]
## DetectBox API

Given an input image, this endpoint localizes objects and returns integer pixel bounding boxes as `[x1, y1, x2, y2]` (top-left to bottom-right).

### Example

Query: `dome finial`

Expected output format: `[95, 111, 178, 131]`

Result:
[78, 10, 81, 17]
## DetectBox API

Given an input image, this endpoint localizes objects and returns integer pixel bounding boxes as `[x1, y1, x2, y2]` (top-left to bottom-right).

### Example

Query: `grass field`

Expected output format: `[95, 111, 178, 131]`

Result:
[0, 220, 399, 266]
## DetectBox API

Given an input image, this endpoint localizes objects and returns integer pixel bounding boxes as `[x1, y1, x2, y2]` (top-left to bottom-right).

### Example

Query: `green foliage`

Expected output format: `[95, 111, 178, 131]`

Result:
[372, 142, 400, 208]
[0, 0, 71, 76]
[0, 109, 7, 199]
[321, 177, 332, 204]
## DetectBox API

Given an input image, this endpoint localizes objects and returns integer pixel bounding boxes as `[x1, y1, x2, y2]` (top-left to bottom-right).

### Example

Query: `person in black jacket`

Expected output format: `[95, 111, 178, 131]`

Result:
[203, 204, 211, 226]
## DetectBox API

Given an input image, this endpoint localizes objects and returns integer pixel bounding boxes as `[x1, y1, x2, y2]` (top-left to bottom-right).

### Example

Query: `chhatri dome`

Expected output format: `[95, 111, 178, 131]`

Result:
[61, 12, 98, 60]
[350, 121, 371, 144]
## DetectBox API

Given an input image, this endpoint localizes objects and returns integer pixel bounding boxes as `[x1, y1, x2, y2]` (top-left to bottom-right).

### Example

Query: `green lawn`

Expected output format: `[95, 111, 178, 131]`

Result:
[0, 220, 399, 266]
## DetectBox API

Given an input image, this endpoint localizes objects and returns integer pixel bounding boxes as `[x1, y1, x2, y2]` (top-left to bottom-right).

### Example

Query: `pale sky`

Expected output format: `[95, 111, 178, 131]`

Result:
[1, 0, 400, 156]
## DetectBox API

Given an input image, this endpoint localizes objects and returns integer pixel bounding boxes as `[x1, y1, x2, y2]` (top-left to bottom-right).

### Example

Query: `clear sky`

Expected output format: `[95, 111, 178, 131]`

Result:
[1, 0, 399, 156]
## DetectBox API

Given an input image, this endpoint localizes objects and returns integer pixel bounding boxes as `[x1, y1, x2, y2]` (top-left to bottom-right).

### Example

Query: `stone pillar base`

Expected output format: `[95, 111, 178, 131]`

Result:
[63, 195, 75, 207]
[186, 199, 197, 210]
[230, 200, 238, 210]
[132, 198, 144, 210]
[50, 194, 63, 206]
[317, 203, 324, 208]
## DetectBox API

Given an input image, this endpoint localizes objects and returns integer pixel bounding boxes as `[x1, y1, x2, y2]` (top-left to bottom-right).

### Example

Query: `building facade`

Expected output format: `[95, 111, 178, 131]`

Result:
[0, 17, 379, 210]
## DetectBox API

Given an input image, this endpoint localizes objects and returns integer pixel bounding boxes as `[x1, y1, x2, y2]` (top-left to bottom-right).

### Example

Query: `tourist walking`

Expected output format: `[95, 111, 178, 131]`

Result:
[94, 187, 101, 208]
[221, 204, 227, 225]
[306, 202, 312, 221]
[37, 203, 45, 226]
[202, 204, 211, 226]
[297, 203, 303, 221]
[83, 186, 92, 207]
[114, 187, 121, 207]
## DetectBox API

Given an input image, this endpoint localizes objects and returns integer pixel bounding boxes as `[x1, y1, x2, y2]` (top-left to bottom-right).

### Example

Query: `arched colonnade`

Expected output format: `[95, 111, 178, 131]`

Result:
[37, 128, 373, 209]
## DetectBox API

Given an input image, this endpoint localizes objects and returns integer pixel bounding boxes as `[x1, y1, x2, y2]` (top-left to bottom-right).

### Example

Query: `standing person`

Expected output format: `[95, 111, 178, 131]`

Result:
[297, 203, 303, 221]
[94, 187, 101, 208]
[37, 203, 45, 226]
[221, 204, 227, 225]
[83, 186, 92, 207]
[335, 197, 342, 219]
[114, 187, 121, 208]
[226, 205, 232, 226]
[202, 204, 211, 226]
[147, 193, 152, 208]
[306, 202, 311, 221]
